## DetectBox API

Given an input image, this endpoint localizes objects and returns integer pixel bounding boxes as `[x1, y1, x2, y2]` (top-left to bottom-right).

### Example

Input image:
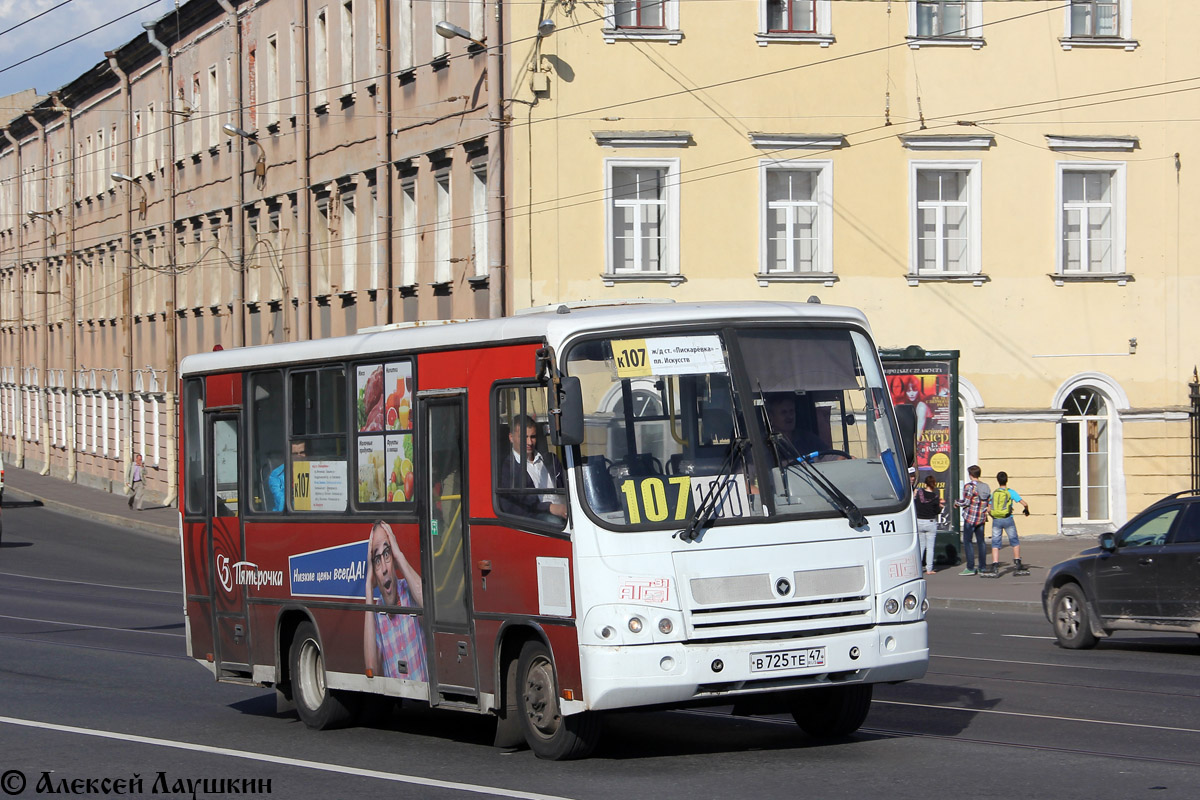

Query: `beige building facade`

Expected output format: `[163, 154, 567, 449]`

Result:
[1, 1, 1196, 537]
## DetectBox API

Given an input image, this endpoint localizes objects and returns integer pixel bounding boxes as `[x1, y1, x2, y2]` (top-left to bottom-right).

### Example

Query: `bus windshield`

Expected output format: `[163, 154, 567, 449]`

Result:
[565, 326, 907, 531]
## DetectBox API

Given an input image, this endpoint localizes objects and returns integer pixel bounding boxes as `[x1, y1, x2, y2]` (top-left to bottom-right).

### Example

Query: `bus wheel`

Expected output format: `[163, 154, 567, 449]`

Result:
[289, 621, 356, 730]
[791, 684, 873, 739]
[516, 640, 600, 760]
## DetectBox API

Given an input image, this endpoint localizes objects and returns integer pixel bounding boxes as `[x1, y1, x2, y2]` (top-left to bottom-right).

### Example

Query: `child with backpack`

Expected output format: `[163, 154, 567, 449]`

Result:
[982, 471, 1030, 577]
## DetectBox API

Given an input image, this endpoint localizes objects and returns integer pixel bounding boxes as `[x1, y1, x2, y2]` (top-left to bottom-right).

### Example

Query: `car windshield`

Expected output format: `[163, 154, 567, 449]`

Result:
[565, 325, 908, 531]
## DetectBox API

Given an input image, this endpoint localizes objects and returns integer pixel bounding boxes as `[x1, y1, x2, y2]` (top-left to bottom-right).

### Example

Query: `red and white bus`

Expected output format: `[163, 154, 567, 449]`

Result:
[179, 300, 927, 759]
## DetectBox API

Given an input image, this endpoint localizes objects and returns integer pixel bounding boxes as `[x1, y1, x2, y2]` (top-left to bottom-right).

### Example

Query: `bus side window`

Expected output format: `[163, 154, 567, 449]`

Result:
[493, 384, 567, 529]
[248, 370, 285, 512]
[289, 367, 349, 512]
[182, 378, 205, 516]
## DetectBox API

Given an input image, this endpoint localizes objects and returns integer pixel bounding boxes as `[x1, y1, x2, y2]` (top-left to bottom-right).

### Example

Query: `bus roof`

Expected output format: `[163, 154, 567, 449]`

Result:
[179, 300, 872, 376]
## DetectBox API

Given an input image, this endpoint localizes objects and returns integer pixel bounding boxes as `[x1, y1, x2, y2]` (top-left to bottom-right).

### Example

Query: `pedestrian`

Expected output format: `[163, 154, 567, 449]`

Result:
[129, 453, 145, 511]
[982, 470, 1030, 577]
[953, 464, 990, 575]
[914, 475, 942, 575]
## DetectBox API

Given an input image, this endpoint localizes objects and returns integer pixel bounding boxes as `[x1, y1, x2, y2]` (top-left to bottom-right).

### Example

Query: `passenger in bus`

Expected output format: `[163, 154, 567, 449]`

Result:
[268, 440, 307, 511]
[363, 520, 428, 682]
[498, 414, 566, 522]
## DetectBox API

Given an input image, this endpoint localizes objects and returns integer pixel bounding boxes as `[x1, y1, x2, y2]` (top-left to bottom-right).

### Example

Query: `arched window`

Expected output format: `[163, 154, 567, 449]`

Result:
[1060, 387, 1110, 522]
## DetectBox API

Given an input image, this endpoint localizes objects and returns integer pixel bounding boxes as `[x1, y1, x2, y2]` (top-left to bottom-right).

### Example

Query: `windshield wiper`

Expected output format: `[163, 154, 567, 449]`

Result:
[677, 437, 747, 543]
[785, 452, 867, 529]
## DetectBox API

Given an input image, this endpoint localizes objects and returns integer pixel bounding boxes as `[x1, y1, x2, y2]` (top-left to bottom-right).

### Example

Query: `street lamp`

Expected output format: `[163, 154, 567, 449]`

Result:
[27, 211, 57, 246]
[223, 123, 267, 181]
[111, 172, 147, 219]
[435, 21, 485, 48]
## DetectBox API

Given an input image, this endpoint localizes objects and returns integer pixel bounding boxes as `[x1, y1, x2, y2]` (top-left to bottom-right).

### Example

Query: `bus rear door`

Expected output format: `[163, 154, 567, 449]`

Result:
[207, 413, 251, 674]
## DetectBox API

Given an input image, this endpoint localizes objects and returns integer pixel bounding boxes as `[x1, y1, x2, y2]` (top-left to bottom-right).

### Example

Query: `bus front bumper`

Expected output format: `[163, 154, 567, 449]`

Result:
[578, 620, 927, 712]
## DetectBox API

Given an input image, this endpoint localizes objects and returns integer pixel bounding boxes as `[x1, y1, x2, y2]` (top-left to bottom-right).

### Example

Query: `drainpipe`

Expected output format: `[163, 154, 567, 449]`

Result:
[50, 91, 77, 484]
[27, 113, 51, 474]
[107, 50, 135, 494]
[374, 0, 392, 327]
[217, 0, 245, 348]
[143, 24, 179, 507]
[2, 127, 25, 468]
[487, 0, 505, 319]
[296, 0, 312, 341]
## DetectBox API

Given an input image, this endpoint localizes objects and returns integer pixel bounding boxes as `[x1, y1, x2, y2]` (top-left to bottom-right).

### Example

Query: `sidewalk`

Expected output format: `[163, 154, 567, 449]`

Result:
[4, 463, 179, 542]
[2, 463, 1099, 613]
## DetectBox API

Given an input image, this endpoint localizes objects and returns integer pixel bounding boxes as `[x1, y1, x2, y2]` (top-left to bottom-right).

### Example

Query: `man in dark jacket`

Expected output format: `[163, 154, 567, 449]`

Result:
[498, 414, 566, 523]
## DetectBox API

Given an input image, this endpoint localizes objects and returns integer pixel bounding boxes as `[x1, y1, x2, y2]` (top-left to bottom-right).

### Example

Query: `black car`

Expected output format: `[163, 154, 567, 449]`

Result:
[1042, 490, 1200, 649]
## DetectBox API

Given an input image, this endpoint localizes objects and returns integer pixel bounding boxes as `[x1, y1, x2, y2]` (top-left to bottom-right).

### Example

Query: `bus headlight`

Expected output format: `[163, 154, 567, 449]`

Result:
[904, 594, 917, 611]
[628, 616, 644, 634]
[657, 618, 673, 635]
[885, 598, 899, 615]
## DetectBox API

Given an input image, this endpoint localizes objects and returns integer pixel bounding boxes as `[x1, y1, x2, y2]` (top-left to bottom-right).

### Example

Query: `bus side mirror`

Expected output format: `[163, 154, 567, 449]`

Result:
[550, 376, 584, 447]
[893, 404, 918, 467]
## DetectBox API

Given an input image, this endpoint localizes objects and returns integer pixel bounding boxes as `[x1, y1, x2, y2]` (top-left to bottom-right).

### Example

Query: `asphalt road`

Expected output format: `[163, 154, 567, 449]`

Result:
[1, 500, 1198, 799]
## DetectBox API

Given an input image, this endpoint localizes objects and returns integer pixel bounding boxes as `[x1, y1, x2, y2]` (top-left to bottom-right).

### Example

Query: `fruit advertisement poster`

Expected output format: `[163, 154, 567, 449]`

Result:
[355, 360, 415, 504]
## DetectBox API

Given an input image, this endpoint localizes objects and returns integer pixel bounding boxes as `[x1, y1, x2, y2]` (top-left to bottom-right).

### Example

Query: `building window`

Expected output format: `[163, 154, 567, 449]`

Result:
[340, 190, 357, 293]
[604, 1, 681, 43]
[207, 66, 219, 148]
[431, 0, 448, 58]
[605, 159, 680, 276]
[264, 36, 280, 127]
[397, 0, 413, 70]
[760, 161, 832, 275]
[400, 179, 418, 286]
[767, 0, 815, 33]
[341, 0, 355, 89]
[614, 0, 665, 28]
[908, 0, 982, 47]
[1069, 1, 1120, 37]
[434, 172, 452, 284]
[1058, 164, 1124, 275]
[910, 161, 981, 275]
[315, 8, 329, 105]
[1060, 387, 1111, 523]
[471, 165, 488, 279]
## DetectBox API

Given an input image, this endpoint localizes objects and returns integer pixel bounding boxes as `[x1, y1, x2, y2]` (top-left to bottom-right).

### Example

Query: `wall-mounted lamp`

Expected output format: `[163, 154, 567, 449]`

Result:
[435, 21, 486, 48]
[223, 123, 267, 182]
[26, 211, 58, 246]
[111, 172, 147, 219]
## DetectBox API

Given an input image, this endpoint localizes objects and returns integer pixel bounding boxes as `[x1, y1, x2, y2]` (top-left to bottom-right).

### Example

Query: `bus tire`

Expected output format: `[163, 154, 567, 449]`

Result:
[289, 621, 356, 730]
[516, 640, 600, 760]
[791, 683, 873, 739]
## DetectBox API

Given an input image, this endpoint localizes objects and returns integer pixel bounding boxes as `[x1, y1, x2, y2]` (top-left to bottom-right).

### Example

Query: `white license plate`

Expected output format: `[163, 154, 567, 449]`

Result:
[749, 647, 826, 673]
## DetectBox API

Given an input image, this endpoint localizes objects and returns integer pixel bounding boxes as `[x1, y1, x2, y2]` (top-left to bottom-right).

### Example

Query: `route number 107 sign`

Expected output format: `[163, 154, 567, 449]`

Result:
[618, 474, 750, 525]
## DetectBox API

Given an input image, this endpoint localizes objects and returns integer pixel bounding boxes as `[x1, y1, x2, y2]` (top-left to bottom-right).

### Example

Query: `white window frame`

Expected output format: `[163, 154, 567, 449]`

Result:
[1054, 375, 1128, 530]
[1062, 0, 1135, 49]
[341, 0, 355, 90]
[603, 1, 683, 44]
[207, 65, 219, 148]
[315, 7, 330, 106]
[434, 171, 452, 284]
[137, 394, 147, 464]
[471, 164, 489, 279]
[1055, 161, 1125, 277]
[431, 0, 448, 58]
[908, 0, 983, 48]
[909, 160, 982, 277]
[151, 395, 161, 465]
[757, 0, 833, 46]
[604, 158, 681, 278]
[340, 188, 357, 293]
[397, 0, 413, 70]
[263, 35, 280, 128]
[758, 159, 833, 277]
[400, 178, 418, 286]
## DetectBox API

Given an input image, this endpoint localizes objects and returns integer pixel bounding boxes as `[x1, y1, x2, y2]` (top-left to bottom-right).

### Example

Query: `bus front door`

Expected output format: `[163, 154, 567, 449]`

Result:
[208, 413, 251, 673]
[419, 394, 480, 707]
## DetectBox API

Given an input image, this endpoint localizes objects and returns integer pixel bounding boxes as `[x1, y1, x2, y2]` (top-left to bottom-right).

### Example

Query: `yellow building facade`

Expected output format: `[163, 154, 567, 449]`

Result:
[510, 0, 1198, 536]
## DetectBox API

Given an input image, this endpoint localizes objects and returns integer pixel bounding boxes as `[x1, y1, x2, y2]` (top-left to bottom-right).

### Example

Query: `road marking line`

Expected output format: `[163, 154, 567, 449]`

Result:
[0, 613, 183, 637]
[0, 571, 179, 595]
[1000, 634, 1055, 640]
[0, 715, 572, 800]
[874, 700, 1200, 734]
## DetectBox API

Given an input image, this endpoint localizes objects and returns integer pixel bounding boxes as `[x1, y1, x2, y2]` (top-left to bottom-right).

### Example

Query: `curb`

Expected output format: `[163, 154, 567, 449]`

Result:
[6, 487, 179, 543]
